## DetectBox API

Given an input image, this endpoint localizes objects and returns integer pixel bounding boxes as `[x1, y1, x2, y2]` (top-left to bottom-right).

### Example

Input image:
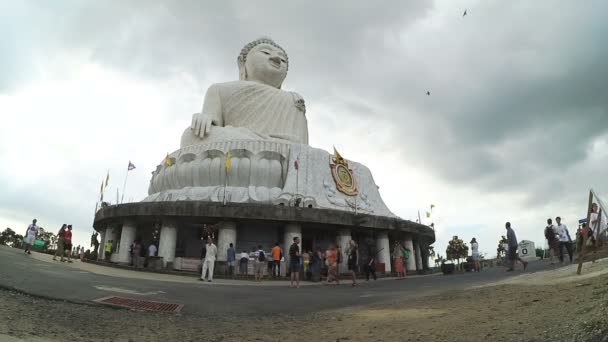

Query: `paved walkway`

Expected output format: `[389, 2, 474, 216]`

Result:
[0, 245, 554, 316]
[25, 249, 434, 286]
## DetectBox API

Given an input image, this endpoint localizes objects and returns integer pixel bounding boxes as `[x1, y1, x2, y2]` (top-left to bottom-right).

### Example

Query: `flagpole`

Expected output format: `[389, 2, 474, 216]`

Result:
[223, 168, 228, 206]
[418, 210, 422, 224]
[121, 167, 129, 204]
[116, 188, 119, 205]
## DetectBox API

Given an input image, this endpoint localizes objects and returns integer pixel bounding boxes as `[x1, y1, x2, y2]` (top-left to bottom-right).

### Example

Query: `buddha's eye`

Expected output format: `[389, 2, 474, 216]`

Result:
[261, 51, 270, 55]
[280, 58, 286, 63]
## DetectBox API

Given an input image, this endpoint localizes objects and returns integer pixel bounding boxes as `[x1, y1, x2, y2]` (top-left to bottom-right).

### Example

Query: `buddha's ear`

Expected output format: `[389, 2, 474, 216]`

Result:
[237, 56, 247, 80]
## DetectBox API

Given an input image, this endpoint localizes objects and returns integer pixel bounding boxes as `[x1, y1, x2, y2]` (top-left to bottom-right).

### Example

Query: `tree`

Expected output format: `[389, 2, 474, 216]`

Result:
[496, 235, 508, 258]
[0, 228, 24, 248]
[446, 236, 469, 268]
[37, 228, 57, 251]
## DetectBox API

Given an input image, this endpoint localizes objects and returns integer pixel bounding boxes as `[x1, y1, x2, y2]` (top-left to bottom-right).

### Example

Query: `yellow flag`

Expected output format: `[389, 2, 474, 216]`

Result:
[105, 171, 110, 187]
[165, 153, 172, 166]
[225, 151, 231, 171]
[426, 211, 431, 218]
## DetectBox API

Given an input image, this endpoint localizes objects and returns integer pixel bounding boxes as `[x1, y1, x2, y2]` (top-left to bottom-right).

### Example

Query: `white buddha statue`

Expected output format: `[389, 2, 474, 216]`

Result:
[181, 37, 309, 148]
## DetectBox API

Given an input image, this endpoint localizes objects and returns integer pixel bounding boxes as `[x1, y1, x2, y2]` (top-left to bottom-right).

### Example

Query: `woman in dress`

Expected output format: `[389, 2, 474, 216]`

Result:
[393, 242, 405, 279]
[23, 219, 39, 255]
[347, 240, 358, 287]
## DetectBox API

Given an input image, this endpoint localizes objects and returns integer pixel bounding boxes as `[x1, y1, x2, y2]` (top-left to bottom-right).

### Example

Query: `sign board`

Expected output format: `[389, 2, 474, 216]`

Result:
[518, 240, 538, 261]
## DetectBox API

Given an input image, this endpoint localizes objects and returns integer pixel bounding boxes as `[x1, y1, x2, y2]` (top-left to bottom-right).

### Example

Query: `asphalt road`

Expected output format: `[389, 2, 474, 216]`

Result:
[0, 245, 552, 317]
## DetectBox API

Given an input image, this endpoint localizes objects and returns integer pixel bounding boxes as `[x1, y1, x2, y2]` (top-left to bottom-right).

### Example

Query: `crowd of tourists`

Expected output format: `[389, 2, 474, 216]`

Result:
[21, 219, 85, 263]
[200, 236, 386, 288]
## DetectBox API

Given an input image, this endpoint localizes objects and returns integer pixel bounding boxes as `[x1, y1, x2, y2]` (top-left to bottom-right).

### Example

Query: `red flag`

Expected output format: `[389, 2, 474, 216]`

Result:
[294, 158, 299, 170]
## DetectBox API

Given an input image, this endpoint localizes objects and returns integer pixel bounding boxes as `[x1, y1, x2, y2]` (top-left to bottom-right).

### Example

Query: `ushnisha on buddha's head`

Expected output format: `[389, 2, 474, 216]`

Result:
[238, 37, 288, 89]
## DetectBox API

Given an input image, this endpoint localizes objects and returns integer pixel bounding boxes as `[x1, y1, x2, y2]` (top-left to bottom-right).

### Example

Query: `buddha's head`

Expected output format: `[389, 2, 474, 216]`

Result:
[238, 37, 288, 89]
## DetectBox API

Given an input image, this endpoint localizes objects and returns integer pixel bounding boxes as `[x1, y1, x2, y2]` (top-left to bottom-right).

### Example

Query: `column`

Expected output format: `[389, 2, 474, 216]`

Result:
[116, 220, 136, 263]
[414, 240, 423, 272]
[97, 230, 105, 260]
[283, 223, 302, 264]
[216, 221, 237, 262]
[337, 228, 351, 273]
[375, 231, 391, 274]
[404, 235, 416, 272]
[158, 220, 178, 268]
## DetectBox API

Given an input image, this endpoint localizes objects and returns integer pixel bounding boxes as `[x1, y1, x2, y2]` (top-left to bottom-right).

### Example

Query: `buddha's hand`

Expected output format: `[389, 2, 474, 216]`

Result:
[191, 113, 212, 138]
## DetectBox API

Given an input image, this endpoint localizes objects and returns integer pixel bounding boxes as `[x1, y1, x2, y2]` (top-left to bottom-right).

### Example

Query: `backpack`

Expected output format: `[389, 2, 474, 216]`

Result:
[258, 250, 266, 262]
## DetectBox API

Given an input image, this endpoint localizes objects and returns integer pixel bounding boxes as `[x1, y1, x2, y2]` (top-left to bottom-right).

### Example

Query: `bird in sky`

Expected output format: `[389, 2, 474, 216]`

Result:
[463, 9, 467, 17]
[426, 91, 431, 96]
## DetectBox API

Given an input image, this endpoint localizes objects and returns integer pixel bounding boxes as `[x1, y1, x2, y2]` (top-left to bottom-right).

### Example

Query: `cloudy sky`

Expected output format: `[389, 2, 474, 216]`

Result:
[1, 0, 607, 257]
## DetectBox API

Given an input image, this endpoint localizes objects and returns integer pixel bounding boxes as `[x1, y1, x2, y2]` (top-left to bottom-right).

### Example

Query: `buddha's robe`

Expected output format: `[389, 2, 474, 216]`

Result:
[182, 80, 308, 147]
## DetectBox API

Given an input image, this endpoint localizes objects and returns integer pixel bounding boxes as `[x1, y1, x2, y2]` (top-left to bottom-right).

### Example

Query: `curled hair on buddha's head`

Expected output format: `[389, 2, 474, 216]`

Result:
[237, 37, 289, 81]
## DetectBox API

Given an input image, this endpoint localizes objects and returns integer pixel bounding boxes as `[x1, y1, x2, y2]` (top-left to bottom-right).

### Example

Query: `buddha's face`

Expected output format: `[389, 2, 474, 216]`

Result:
[244, 43, 288, 88]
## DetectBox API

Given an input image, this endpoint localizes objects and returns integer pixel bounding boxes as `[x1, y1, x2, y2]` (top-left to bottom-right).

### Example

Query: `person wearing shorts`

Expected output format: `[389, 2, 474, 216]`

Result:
[63, 225, 74, 263]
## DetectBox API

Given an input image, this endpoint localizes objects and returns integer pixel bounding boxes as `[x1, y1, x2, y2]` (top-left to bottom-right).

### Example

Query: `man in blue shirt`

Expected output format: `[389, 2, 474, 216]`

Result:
[506, 222, 528, 272]
[226, 243, 236, 278]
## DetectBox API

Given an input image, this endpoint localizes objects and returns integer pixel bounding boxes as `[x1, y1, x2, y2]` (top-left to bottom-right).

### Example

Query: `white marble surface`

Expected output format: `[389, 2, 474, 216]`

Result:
[116, 222, 136, 263]
[158, 221, 178, 267]
[375, 232, 391, 273]
[404, 236, 416, 272]
[217, 221, 237, 262]
[145, 140, 397, 218]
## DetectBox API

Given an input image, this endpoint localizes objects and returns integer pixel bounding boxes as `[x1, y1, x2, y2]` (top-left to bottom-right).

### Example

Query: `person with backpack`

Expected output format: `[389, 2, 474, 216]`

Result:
[544, 218, 559, 264]
[254, 245, 266, 281]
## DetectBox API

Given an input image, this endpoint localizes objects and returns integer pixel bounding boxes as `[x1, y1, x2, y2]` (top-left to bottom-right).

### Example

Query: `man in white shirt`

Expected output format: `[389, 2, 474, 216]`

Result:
[148, 243, 157, 257]
[200, 239, 218, 282]
[555, 217, 573, 264]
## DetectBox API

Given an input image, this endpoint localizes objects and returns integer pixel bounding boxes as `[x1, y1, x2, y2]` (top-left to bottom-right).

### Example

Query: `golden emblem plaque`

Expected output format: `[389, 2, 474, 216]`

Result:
[329, 147, 358, 196]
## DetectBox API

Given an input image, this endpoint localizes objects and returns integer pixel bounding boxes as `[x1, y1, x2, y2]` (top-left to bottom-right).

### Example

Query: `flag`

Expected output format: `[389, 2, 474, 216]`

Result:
[105, 171, 110, 187]
[430, 204, 435, 210]
[225, 151, 231, 171]
[165, 153, 172, 166]
[294, 157, 299, 170]
[128, 161, 136, 171]
[426, 211, 431, 218]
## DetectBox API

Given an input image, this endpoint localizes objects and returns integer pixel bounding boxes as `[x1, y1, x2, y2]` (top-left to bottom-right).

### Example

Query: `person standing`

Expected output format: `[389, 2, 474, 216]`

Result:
[470, 238, 480, 272]
[506, 222, 528, 271]
[271, 242, 282, 277]
[239, 250, 249, 277]
[302, 250, 311, 280]
[289, 236, 301, 288]
[79, 246, 84, 261]
[326, 245, 340, 285]
[201, 239, 218, 282]
[544, 218, 559, 264]
[393, 242, 405, 279]
[53, 224, 66, 261]
[23, 219, 39, 255]
[226, 243, 236, 277]
[364, 242, 377, 281]
[254, 245, 266, 281]
[311, 248, 324, 282]
[104, 240, 113, 262]
[63, 225, 73, 263]
[555, 217, 573, 264]
[347, 240, 358, 287]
